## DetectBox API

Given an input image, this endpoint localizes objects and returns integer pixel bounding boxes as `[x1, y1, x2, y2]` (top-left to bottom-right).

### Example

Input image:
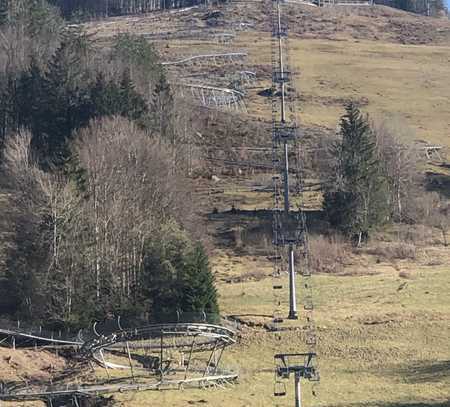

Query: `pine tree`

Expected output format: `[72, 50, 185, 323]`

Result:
[180, 244, 219, 316]
[90, 72, 120, 117]
[36, 41, 92, 163]
[324, 102, 389, 245]
[0, 72, 19, 147]
[0, 0, 9, 25]
[119, 69, 147, 120]
[16, 58, 44, 132]
[151, 72, 173, 139]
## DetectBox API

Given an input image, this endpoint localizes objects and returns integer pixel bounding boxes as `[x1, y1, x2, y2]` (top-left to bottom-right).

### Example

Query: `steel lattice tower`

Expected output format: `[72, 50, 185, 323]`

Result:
[270, 0, 320, 405]
[270, 0, 300, 321]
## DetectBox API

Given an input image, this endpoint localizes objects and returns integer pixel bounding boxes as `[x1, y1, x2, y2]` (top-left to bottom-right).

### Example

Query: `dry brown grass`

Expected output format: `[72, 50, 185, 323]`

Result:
[0, 348, 66, 382]
[365, 242, 417, 261]
[309, 234, 348, 274]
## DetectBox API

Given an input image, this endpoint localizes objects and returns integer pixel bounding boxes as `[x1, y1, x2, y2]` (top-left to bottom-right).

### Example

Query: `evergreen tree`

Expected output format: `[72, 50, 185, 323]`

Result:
[324, 102, 389, 245]
[151, 72, 173, 139]
[90, 72, 121, 118]
[0, 72, 19, 147]
[0, 0, 9, 25]
[180, 244, 219, 315]
[16, 58, 45, 133]
[140, 224, 219, 322]
[119, 69, 148, 121]
[141, 222, 190, 321]
[33, 40, 92, 163]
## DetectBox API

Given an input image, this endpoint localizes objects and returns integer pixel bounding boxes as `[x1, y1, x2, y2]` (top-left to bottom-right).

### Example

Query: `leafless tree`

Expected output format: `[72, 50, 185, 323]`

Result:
[0, 130, 83, 319]
[72, 116, 194, 305]
[421, 192, 449, 246]
[373, 119, 424, 223]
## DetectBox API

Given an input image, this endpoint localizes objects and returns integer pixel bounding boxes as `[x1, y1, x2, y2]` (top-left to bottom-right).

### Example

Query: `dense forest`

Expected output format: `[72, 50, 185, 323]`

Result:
[41, 0, 447, 19]
[0, 0, 218, 328]
[49, 0, 228, 19]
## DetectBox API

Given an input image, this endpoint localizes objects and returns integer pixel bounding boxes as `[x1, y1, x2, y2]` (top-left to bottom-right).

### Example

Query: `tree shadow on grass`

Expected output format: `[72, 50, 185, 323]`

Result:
[393, 360, 450, 384]
[425, 171, 450, 198]
[207, 209, 330, 258]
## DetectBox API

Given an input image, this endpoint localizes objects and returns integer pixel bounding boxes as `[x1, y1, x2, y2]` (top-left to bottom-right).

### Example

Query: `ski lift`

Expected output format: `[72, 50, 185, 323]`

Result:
[312, 382, 320, 396]
[274, 380, 287, 397]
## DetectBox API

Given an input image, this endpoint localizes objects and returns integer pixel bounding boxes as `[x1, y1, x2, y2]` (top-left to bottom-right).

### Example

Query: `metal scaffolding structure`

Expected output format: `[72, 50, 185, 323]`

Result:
[162, 52, 247, 67]
[174, 83, 247, 111]
[0, 318, 238, 404]
[270, 0, 300, 325]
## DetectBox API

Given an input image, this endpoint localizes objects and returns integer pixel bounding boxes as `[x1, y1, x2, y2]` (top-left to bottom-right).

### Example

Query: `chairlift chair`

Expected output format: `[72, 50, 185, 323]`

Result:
[274, 379, 287, 397]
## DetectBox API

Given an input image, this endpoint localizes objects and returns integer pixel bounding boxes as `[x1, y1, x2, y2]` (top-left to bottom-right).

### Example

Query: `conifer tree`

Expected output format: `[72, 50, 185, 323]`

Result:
[119, 69, 147, 120]
[324, 102, 389, 245]
[180, 244, 219, 315]
[0, 0, 9, 25]
[151, 72, 173, 139]
[35, 40, 92, 163]
[16, 58, 45, 133]
[90, 72, 121, 117]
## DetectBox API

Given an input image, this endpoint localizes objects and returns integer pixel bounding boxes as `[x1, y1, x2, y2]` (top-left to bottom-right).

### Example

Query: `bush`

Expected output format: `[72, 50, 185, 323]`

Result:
[365, 242, 417, 261]
[308, 234, 348, 274]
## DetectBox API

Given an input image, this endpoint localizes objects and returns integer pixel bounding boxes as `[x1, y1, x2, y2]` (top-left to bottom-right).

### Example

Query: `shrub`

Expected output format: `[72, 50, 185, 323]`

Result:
[365, 242, 416, 261]
[308, 234, 348, 274]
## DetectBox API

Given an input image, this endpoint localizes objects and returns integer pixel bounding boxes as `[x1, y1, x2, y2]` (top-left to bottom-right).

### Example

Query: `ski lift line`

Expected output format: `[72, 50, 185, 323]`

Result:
[269, 0, 321, 401]
[162, 52, 248, 66]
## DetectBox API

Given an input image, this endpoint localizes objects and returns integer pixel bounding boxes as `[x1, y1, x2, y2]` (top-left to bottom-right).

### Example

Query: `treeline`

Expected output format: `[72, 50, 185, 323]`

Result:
[376, 0, 447, 16]
[44, 0, 446, 20]
[0, 1, 218, 327]
[47, 0, 228, 19]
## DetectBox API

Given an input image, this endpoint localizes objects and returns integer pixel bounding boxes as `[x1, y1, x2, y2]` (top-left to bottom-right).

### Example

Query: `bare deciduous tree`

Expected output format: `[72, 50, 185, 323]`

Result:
[373, 119, 424, 223]
[72, 116, 194, 311]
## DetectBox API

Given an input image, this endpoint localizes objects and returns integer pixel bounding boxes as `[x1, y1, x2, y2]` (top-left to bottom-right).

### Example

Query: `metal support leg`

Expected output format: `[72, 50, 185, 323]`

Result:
[184, 337, 196, 380]
[288, 244, 298, 320]
[203, 340, 219, 377]
[99, 349, 110, 379]
[294, 372, 302, 407]
[283, 141, 290, 213]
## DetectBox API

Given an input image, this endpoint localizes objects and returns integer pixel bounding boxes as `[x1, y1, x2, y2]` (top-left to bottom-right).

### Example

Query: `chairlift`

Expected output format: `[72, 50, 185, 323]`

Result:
[274, 380, 287, 397]
[273, 71, 291, 84]
[310, 370, 321, 382]
[312, 382, 320, 395]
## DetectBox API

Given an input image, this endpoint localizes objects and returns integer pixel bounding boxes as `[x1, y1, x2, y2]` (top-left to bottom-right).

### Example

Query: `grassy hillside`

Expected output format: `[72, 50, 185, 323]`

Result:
[2, 4, 444, 407]
[242, 34, 450, 148]
[114, 247, 450, 406]
[85, 4, 450, 148]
